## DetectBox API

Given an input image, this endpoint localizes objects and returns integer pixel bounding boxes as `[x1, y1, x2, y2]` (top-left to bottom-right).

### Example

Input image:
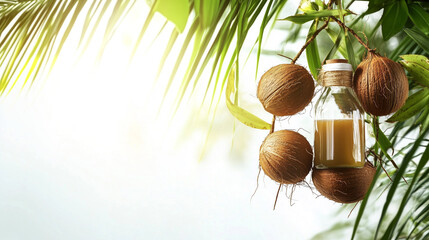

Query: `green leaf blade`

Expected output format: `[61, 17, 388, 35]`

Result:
[345, 33, 356, 69]
[194, 0, 220, 29]
[226, 65, 271, 130]
[351, 166, 382, 240]
[306, 20, 321, 79]
[408, 3, 429, 34]
[226, 100, 272, 130]
[400, 54, 429, 69]
[404, 28, 429, 54]
[282, 9, 351, 24]
[380, 139, 429, 240]
[381, 0, 409, 40]
[374, 127, 429, 239]
[375, 127, 393, 151]
[325, 27, 347, 60]
[152, 0, 189, 32]
[387, 88, 429, 122]
[400, 59, 429, 88]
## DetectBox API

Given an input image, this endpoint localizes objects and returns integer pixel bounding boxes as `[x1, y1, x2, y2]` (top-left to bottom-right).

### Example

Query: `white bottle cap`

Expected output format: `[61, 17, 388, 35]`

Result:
[322, 59, 353, 71]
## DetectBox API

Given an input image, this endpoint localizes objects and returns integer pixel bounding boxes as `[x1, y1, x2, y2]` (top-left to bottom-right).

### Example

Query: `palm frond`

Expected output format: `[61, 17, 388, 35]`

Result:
[1, 0, 289, 126]
[0, 0, 121, 93]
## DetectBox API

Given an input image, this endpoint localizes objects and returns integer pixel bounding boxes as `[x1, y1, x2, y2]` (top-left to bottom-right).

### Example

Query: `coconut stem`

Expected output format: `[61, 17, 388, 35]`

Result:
[291, 0, 335, 64]
[327, 0, 336, 9]
[331, 16, 375, 53]
[277, 54, 293, 61]
[369, 149, 408, 184]
[376, 158, 393, 182]
[291, 20, 330, 64]
[374, 116, 380, 142]
[380, 161, 393, 182]
[270, 115, 276, 134]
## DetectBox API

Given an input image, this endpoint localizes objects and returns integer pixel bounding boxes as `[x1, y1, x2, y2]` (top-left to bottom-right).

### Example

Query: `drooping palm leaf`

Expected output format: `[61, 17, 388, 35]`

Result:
[0, 0, 130, 93]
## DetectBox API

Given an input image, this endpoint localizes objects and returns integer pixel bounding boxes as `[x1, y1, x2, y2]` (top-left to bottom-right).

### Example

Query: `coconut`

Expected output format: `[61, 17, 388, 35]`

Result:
[257, 64, 315, 116]
[312, 162, 376, 203]
[259, 130, 313, 184]
[353, 52, 408, 116]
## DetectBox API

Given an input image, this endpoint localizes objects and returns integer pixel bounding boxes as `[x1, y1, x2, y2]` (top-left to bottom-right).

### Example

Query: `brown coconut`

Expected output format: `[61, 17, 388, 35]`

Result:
[353, 52, 408, 116]
[312, 162, 376, 203]
[259, 130, 313, 184]
[257, 64, 315, 116]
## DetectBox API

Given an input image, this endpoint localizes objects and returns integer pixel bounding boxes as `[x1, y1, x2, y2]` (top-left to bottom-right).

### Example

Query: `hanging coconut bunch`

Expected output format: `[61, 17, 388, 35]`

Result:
[253, 13, 397, 208]
[257, 64, 315, 116]
[312, 162, 376, 203]
[353, 52, 409, 116]
[259, 130, 313, 184]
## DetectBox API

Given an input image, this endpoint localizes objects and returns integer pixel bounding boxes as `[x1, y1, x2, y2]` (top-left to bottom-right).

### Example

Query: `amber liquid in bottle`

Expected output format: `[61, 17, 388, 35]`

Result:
[314, 119, 365, 169]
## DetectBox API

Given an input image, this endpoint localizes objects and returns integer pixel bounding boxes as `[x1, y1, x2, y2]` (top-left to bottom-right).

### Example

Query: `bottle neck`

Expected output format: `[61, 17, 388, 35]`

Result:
[328, 86, 350, 93]
[319, 71, 352, 87]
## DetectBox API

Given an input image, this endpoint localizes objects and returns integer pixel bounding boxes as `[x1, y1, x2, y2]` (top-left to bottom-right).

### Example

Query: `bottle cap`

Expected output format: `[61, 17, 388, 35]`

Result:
[322, 59, 353, 72]
[319, 59, 353, 87]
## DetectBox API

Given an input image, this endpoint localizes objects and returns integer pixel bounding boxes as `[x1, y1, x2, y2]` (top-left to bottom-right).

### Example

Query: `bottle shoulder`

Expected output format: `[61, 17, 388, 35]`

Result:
[314, 86, 364, 119]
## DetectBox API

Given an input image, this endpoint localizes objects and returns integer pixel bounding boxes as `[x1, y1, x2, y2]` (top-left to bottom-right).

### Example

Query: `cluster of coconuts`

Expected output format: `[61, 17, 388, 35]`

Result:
[257, 54, 407, 204]
[258, 64, 315, 186]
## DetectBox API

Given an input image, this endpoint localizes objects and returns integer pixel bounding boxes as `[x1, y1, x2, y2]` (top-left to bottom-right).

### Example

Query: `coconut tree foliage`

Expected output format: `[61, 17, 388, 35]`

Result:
[1, 0, 429, 239]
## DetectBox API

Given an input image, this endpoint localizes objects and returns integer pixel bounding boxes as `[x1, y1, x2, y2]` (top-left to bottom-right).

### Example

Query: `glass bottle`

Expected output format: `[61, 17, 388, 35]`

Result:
[314, 59, 365, 169]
